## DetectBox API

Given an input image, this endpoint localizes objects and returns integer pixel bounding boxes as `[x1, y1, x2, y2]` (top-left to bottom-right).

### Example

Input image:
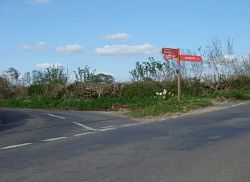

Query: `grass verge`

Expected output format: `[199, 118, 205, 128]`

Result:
[0, 90, 249, 118]
[0, 97, 213, 118]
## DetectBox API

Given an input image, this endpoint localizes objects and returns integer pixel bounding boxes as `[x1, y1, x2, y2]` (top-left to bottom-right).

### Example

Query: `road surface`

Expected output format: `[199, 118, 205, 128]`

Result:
[0, 102, 250, 182]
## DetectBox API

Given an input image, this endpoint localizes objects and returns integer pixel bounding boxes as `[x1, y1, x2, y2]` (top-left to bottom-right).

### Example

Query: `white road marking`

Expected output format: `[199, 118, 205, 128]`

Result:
[232, 103, 245, 107]
[209, 136, 222, 139]
[1, 143, 32, 150]
[42, 137, 67, 142]
[74, 132, 95, 137]
[119, 123, 139, 127]
[72, 122, 98, 131]
[100, 127, 116, 131]
[100, 125, 117, 129]
[100, 123, 144, 131]
[46, 113, 66, 120]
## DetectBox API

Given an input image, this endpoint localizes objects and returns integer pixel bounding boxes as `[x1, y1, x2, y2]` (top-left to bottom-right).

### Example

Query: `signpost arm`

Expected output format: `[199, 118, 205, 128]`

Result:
[177, 48, 181, 101]
[162, 47, 202, 102]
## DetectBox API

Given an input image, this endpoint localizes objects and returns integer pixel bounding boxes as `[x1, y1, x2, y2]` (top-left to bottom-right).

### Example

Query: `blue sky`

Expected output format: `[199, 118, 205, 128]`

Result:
[1, 0, 250, 81]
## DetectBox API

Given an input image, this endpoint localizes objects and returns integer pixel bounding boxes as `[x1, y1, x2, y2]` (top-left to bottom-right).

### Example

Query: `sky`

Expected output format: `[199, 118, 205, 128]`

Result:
[0, 0, 250, 81]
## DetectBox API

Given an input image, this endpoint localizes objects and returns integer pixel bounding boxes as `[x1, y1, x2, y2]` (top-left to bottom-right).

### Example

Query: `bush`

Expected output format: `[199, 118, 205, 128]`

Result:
[228, 75, 250, 91]
[182, 78, 205, 96]
[28, 84, 66, 99]
[121, 81, 163, 98]
[0, 77, 12, 99]
[28, 84, 47, 97]
[222, 90, 250, 100]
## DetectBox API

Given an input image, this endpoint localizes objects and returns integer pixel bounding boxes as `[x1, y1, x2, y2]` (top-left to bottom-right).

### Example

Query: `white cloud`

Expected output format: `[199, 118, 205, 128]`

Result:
[28, 0, 53, 5]
[56, 44, 83, 54]
[103, 33, 131, 41]
[94, 44, 158, 56]
[22, 41, 51, 51]
[36, 63, 61, 69]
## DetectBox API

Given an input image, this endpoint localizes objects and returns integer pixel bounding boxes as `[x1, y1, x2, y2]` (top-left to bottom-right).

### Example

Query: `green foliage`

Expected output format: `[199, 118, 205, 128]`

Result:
[31, 70, 43, 84]
[130, 98, 212, 118]
[220, 90, 250, 100]
[42, 66, 68, 85]
[28, 84, 47, 97]
[74, 66, 115, 84]
[121, 81, 163, 98]
[182, 78, 205, 96]
[130, 57, 175, 81]
[0, 76, 11, 99]
[228, 75, 250, 91]
[91, 73, 115, 84]
[28, 84, 66, 99]
[74, 66, 95, 83]
[5, 67, 20, 85]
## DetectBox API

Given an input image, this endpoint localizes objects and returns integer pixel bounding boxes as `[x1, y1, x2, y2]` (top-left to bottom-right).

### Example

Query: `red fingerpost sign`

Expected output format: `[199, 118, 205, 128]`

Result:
[180, 55, 202, 62]
[162, 48, 179, 60]
[161, 47, 203, 101]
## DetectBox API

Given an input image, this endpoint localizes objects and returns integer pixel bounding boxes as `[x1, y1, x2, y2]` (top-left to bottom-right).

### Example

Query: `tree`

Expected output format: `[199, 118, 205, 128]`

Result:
[5, 67, 20, 86]
[74, 66, 115, 84]
[205, 37, 238, 78]
[74, 66, 95, 83]
[21, 72, 31, 85]
[91, 73, 115, 84]
[32, 70, 44, 84]
[129, 57, 175, 81]
[41, 66, 68, 84]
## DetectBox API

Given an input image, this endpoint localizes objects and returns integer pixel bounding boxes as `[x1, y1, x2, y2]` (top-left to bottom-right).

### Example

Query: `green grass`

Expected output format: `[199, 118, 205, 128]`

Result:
[0, 97, 129, 110]
[0, 96, 212, 118]
[129, 97, 212, 118]
[0, 90, 249, 118]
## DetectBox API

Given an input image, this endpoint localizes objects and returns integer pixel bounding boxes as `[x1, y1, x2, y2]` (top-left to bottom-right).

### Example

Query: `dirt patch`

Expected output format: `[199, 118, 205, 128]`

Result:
[211, 97, 239, 105]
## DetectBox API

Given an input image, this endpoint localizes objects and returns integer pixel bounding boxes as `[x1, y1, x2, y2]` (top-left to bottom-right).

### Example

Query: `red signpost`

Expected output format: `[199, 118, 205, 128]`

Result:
[161, 48, 203, 101]
[161, 48, 179, 60]
[161, 48, 179, 57]
[180, 55, 202, 62]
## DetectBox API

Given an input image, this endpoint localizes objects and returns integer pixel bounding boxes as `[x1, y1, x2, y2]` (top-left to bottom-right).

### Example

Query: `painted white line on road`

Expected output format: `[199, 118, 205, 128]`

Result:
[46, 113, 66, 120]
[72, 122, 98, 131]
[232, 103, 246, 107]
[100, 125, 118, 129]
[42, 137, 67, 142]
[120, 123, 139, 127]
[209, 136, 222, 139]
[74, 132, 95, 137]
[100, 123, 144, 132]
[1, 143, 32, 150]
[100, 127, 116, 131]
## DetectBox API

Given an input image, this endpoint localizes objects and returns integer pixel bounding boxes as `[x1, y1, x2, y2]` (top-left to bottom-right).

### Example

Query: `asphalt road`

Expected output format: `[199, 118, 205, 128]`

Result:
[0, 102, 250, 182]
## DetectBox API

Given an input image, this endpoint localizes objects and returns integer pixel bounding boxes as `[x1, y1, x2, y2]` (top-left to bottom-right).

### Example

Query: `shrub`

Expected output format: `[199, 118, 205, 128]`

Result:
[28, 84, 47, 97]
[0, 77, 11, 99]
[28, 84, 66, 99]
[228, 75, 250, 91]
[121, 81, 163, 98]
[182, 78, 205, 96]
[222, 90, 250, 100]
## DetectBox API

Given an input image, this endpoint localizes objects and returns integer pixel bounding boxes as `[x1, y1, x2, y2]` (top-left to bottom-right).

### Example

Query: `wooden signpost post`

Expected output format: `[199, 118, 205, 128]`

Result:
[161, 48, 202, 101]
